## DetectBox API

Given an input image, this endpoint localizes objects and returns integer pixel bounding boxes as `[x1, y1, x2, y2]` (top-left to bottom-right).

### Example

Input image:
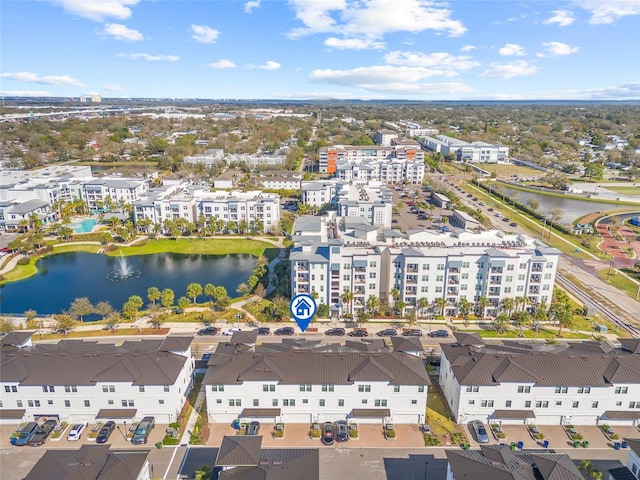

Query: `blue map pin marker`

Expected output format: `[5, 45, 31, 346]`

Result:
[290, 294, 317, 332]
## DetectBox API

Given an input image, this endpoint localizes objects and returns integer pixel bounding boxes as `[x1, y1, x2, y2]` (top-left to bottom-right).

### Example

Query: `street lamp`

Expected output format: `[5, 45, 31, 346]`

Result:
[424, 461, 429, 480]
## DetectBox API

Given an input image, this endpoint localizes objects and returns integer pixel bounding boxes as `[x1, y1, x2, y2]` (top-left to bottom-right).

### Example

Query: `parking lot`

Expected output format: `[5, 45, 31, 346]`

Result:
[390, 185, 454, 233]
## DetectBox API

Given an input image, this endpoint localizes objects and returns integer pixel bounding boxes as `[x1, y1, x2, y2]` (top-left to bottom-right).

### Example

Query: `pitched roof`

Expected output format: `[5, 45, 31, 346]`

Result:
[390, 336, 424, 353]
[0, 331, 33, 347]
[159, 335, 193, 352]
[23, 445, 150, 480]
[218, 448, 318, 480]
[216, 436, 263, 467]
[625, 438, 640, 456]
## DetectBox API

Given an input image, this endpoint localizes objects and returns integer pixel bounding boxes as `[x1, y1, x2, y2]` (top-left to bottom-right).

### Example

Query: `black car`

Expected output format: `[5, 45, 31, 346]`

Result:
[487, 207, 494, 212]
[321, 422, 334, 445]
[376, 328, 397, 337]
[335, 420, 349, 442]
[197, 326, 218, 336]
[348, 329, 368, 337]
[247, 421, 260, 435]
[96, 421, 116, 444]
[256, 327, 270, 335]
[28, 420, 57, 447]
[274, 327, 295, 336]
[325, 328, 346, 336]
[427, 329, 449, 338]
[502, 217, 510, 222]
[402, 329, 423, 337]
[509, 222, 518, 227]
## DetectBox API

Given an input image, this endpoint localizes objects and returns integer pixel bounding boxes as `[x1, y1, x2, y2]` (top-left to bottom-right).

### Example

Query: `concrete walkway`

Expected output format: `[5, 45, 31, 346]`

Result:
[179, 386, 206, 446]
[0, 254, 24, 275]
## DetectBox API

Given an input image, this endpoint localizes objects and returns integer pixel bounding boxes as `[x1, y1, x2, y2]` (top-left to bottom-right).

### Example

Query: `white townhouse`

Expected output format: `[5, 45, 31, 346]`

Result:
[258, 173, 302, 191]
[133, 185, 197, 226]
[290, 217, 560, 317]
[335, 182, 394, 228]
[627, 438, 640, 479]
[0, 335, 194, 424]
[81, 176, 149, 210]
[421, 135, 509, 163]
[439, 334, 640, 427]
[301, 181, 340, 208]
[203, 338, 430, 425]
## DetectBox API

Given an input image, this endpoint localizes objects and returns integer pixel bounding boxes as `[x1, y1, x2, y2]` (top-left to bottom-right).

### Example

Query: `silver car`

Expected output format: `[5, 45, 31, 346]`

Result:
[472, 420, 490, 443]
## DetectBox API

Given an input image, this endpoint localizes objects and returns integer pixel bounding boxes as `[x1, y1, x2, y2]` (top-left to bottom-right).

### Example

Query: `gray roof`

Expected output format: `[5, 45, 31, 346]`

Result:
[203, 345, 430, 387]
[231, 330, 258, 345]
[1, 337, 190, 386]
[23, 445, 150, 480]
[0, 331, 33, 347]
[442, 338, 640, 387]
[626, 438, 640, 457]
[390, 336, 424, 353]
[7, 199, 49, 214]
[159, 335, 193, 352]
[218, 448, 319, 480]
[96, 408, 137, 419]
[216, 436, 262, 467]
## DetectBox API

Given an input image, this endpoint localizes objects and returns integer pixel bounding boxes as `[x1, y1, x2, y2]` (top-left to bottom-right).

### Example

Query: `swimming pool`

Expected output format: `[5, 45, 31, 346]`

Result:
[71, 218, 99, 233]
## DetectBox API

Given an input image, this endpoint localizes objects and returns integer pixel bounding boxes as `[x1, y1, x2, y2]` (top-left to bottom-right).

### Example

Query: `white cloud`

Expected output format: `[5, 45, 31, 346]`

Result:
[0, 71, 84, 87]
[244, 0, 261, 13]
[0, 90, 53, 97]
[499, 43, 526, 56]
[209, 59, 237, 69]
[117, 53, 180, 61]
[324, 36, 385, 50]
[103, 84, 125, 91]
[309, 65, 473, 94]
[384, 51, 480, 71]
[471, 82, 640, 100]
[480, 60, 538, 78]
[190, 24, 220, 44]
[50, 0, 139, 21]
[539, 41, 579, 56]
[460, 44, 476, 52]
[544, 9, 576, 26]
[288, 0, 466, 39]
[574, 0, 640, 24]
[102, 23, 144, 41]
[255, 61, 281, 70]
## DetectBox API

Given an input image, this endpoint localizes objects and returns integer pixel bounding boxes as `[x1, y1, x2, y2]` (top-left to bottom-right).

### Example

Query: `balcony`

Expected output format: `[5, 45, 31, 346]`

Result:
[354, 267, 366, 273]
[354, 277, 366, 284]
[296, 276, 309, 283]
[296, 264, 308, 271]
[530, 275, 541, 284]
[448, 279, 459, 285]
[490, 268, 503, 274]
[406, 267, 418, 273]
[297, 286, 309, 294]
[531, 264, 543, 272]
[447, 288, 458, 295]
[448, 267, 460, 273]
[529, 287, 540, 295]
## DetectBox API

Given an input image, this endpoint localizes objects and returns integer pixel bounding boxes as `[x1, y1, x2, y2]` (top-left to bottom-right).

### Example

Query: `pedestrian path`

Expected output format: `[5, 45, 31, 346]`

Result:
[179, 386, 206, 446]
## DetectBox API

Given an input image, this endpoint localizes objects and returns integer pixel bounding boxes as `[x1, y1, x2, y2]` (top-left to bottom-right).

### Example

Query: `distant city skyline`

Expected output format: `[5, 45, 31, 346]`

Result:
[1, 0, 639, 100]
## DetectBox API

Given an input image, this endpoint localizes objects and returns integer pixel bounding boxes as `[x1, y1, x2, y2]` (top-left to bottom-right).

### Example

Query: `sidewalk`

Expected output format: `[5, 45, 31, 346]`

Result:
[180, 387, 206, 445]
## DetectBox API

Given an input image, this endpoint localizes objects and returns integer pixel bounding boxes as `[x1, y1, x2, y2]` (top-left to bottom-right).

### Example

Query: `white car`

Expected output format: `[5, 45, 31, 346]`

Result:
[67, 423, 87, 441]
[222, 327, 242, 336]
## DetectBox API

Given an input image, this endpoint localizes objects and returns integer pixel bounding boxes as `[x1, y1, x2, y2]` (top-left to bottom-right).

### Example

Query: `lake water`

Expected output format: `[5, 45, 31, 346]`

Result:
[0, 252, 256, 316]
[499, 186, 636, 224]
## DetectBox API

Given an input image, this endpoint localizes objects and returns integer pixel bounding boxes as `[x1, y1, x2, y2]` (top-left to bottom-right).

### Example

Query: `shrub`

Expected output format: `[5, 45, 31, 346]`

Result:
[424, 434, 440, 446]
[573, 433, 583, 441]
[310, 423, 321, 438]
[348, 424, 358, 439]
[162, 434, 180, 445]
[17, 257, 30, 266]
[273, 423, 285, 438]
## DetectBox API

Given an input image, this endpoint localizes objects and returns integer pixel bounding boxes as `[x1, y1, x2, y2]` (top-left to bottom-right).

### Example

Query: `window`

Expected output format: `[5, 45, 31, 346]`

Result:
[64, 385, 77, 393]
[263, 384, 275, 392]
[47, 400, 53, 405]
[615, 387, 629, 394]
[253, 399, 259, 407]
[108, 400, 114, 405]
[303, 399, 308, 404]
[163, 386, 170, 392]
[535, 401, 549, 408]
[556, 401, 562, 406]
[418, 386, 425, 393]
[322, 385, 334, 392]
[3, 386, 8, 393]
[517, 386, 531, 393]
[272, 399, 278, 406]
[524, 401, 531, 408]
[468, 400, 475, 405]
[229, 399, 241, 407]
[139, 386, 145, 393]
[216, 399, 222, 404]
[283, 399, 295, 406]
[577, 387, 591, 394]
[393, 386, 400, 393]
[338, 399, 344, 407]
[572, 401, 579, 408]
[159, 399, 165, 405]
[481, 400, 494, 407]
[362, 399, 368, 404]
[64, 400, 70, 408]
[211, 385, 224, 392]
[84, 400, 90, 407]
[16, 400, 23, 408]
[505, 400, 512, 407]
[411, 400, 417, 405]
[319, 399, 325, 407]
[616, 401, 623, 407]
[358, 385, 371, 392]
[374, 399, 388, 407]
[299, 384, 311, 392]
[43, 386, 55, 393]
[591, 401, 599, 408]
[465, 386, 479, 393]
[554, 387, 568, 394]
[28, 400, 34, 407]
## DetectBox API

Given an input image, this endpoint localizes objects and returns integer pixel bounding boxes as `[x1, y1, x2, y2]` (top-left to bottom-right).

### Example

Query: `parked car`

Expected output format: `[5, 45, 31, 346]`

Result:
[472, 420, 490, 443]
[197, 326, 218, 336]
[256, 327, 271, 335]
[131, 416, 155, 445]
[67, 423, 87, 442]
[348, 329, 368, 337]
[247, 421, 260, 435]
[335, 420, 349, 442]
[222, 327, 242, 336]
[502, 217, 510, 222]
[402, 329, 423, 337]
[376, 328, 397, 337]
[96, 421, 116, 444]
[427, 329, 449, 338]
[321, 422, 334, 445]
[14, 422, 40, 446]
[274, 327, 295, 336]
[28, 420, 57, 447]
[509, 222, 518, 227]
[325, 328, 346, 336]
[487, 207, 494, 211]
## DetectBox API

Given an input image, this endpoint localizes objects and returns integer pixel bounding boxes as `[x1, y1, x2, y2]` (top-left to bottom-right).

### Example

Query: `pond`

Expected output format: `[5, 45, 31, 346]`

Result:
[498, 186, 633, 224]
[0, 252, 257, 316]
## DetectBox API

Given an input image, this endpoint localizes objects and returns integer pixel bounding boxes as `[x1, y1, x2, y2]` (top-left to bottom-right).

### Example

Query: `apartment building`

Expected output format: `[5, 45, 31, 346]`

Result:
[439, 334, 640, 426]
[203, 338, 430, 425]
[184, 149, 225, 168]
[374, 129, 398, 146]
[0, 336, 194, 424]
[421, 135, 509, 163]
[81, 176, 148, 210]
[133, 187, 280, 233]
[301, 181, 339, 208]
[290, 217, 560, 317]
[335, 183, 393, 228]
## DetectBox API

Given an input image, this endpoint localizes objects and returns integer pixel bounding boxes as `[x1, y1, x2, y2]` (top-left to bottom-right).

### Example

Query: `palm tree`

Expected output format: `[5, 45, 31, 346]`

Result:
[494, 311, 509, 334]
[204, 283, 216, 307]
[477, 296, 490, 320]
[341, 290, 354, 317]
[366, 295, 380, 315]
[435, 297, 447, 317]
[417, 297, 430, 320]
[458, 298, 471, 319]
[513, 310, 531, 337]
[532, 304, 548, 334]
[500, 297, 515, 317]
[147, 287, 161, 306]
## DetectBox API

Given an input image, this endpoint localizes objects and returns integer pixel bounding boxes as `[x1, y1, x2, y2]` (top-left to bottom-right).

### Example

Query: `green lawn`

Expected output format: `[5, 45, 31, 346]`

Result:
[118, 237, 275, 257]
[480, 164, 544, 176]
[603, 186, 640, 196]
[457, 326, 592, 340]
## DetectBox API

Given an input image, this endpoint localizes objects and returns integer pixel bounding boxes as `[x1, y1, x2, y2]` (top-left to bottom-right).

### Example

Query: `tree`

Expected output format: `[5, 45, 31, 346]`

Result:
[272, 295, 290, 319]
[417, 297, 430, 319]
[513, 310, 531, 336]
[526, 198, 539, 212]
[458, 298, 471, 319]
[147, 287, 161, 306]
[494, 311, 510, 334]
[477, 296, 490, 320]
[24, 309, 37, 326]
[583, 163, 604, 180]
[53, 312, 76, 335]
[186, 282, 203, 304]
[341, 290, 354, 317]
[254, 283, 267, 298]
[94, 301, 114, 320]
[532, 304, 548, 334]
[395, 300, 406, 316]
[104, 311, 121, 331]
[500, 297, 515, 317]
[161, 288, 175, 310]
[317, 303, 330, 318]
[367, 295, 381, 314]
[69, 297, 94, 322]
[435, 297, 447, 316]
[122, 295, 143, 321]
[177, 296, 190, 316]
[0, 318, 15, 335]
[204, 283, 216, 306]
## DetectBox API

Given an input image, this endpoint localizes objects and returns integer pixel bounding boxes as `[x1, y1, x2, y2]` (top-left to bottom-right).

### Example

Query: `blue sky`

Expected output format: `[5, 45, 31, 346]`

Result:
[1, 0, 639, 100]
